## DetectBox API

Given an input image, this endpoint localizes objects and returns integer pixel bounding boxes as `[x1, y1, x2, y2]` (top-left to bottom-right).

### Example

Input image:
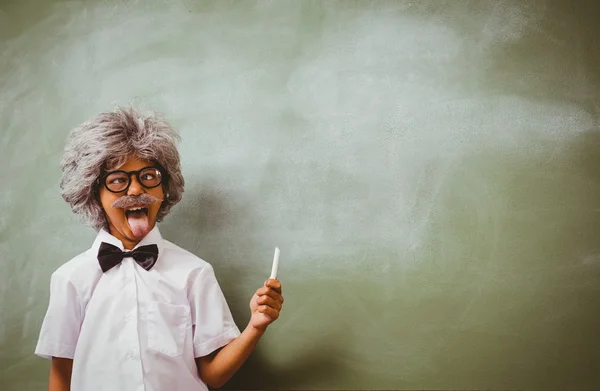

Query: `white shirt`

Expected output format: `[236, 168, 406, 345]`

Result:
[35, 226, 241, 391]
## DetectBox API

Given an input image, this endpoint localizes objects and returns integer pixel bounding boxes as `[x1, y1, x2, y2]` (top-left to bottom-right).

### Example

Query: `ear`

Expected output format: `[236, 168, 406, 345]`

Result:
[161, 182, 169, 201]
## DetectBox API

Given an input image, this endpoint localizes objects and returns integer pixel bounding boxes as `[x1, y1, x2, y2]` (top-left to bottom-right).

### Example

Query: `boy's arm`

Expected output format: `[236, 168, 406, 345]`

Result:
[49, 357, 73, 391]
[196, 279, 283, 388]
[195, 325, 265, 388]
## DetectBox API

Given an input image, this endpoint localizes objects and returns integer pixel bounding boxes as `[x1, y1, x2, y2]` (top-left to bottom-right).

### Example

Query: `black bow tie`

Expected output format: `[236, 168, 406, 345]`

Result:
[97, 242, 159, 272]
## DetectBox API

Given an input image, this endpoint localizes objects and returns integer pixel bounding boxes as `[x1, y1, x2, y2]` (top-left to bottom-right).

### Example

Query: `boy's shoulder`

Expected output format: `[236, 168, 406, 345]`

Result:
[54, 247, 96, 272]
[160, 239, 215, 272]
[49, 248, 101, 292]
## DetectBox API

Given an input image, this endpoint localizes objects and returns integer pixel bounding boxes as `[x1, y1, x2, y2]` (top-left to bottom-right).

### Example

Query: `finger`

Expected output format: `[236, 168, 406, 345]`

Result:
[256, 292, 283, 310]
[255, 287, 283, 303]
[257, 295, 283, 310]
[257, 305, 280, 321]
[264, 279, 282, 294]
[257, 296, 281, 311]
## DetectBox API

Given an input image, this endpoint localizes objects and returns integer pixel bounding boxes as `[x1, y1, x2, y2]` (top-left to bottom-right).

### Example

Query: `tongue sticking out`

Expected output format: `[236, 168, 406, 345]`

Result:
[127, 211, 150, 238]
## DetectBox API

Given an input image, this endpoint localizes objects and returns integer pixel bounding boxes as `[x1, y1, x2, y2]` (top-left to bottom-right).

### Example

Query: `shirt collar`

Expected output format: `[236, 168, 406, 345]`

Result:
[92, 225, 164, 255]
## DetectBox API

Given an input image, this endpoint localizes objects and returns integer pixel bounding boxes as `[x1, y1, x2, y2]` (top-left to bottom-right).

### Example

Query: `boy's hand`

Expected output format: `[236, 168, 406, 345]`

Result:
[249, 279, 283, 332]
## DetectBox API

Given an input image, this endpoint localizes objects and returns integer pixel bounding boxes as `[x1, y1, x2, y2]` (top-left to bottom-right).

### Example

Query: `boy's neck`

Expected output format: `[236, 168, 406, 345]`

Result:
[107, 225, 143, 250]
[121, 238, 140, 250]
[115, 234, 140, 250]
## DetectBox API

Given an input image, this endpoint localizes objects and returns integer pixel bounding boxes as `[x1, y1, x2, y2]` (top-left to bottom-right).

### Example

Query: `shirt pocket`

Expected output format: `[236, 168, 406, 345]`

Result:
[147, 301, 190, 357]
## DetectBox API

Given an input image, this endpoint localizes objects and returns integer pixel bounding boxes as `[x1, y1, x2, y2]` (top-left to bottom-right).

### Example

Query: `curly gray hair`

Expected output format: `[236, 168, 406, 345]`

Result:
[60, 106, 185, 230]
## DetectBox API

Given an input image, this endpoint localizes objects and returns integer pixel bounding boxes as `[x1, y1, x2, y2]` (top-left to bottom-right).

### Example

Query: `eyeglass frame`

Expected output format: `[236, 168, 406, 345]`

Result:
[97, 166, 165, 194]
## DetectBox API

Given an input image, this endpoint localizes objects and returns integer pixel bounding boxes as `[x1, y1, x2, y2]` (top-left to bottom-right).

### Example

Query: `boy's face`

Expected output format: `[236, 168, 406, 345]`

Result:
[97, 154, 165, 249]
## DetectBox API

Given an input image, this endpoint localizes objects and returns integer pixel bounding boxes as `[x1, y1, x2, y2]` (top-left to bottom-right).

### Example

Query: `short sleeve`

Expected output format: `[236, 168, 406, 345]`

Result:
[35, 272, 82, 360]
[189, 265, 241, 357]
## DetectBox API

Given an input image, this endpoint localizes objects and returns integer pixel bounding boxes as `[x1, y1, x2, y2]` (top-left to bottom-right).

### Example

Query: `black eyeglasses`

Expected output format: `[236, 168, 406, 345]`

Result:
[99, 166, 163, 193]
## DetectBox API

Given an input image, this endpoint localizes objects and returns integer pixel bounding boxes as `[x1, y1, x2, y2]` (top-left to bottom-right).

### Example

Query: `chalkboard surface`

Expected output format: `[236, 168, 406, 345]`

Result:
[1, 1, 600, 390]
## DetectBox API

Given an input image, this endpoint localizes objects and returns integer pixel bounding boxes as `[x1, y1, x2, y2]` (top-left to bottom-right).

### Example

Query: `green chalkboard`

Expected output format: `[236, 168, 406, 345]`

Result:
[1, 1, 600, 390]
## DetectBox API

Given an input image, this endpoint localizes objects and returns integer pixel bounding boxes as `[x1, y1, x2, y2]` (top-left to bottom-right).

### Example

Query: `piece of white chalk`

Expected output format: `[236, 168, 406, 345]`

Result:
[270, 247, 280, 279]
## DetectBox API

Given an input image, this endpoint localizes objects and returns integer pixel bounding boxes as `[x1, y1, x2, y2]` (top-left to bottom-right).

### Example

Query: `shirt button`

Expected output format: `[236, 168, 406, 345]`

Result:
[125, 314, 132, 322]
[127, 351, 135, 360]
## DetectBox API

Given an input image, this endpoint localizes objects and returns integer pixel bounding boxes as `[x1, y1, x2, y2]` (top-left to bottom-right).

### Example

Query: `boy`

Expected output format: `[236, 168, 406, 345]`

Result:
[35, 107, 284, 391]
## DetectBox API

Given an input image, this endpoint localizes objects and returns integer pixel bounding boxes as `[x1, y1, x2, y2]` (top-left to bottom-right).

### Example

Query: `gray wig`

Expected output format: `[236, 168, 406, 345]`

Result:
[60, 106, 185, 230]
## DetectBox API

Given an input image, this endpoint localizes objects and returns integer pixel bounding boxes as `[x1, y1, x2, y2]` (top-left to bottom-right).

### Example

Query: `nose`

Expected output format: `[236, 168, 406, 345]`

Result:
[126, 174, 144, 196]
